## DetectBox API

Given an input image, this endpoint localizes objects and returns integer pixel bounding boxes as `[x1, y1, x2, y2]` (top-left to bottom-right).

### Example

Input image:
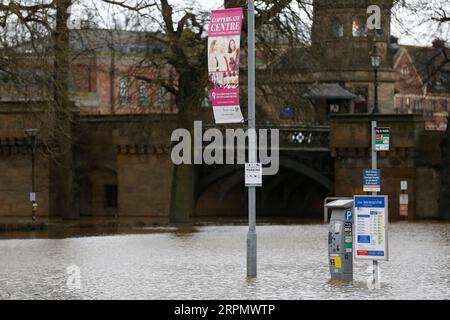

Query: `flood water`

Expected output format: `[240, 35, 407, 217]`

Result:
[0, 222, 449, 300]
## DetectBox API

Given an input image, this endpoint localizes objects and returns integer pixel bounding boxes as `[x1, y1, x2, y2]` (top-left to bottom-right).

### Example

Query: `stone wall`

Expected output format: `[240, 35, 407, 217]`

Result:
[117, 153, 173, 220]
[0, 103, 51, 218]
[112, 115, 178, 220]
[330, 113, 428, 221]
[416, 130, 444, 218]
[0, 154, 49, 217]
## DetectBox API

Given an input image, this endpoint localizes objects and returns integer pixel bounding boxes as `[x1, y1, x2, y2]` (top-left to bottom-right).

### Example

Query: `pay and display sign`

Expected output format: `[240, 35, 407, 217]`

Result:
[353, 195, 389, 261]
[375, 127, 390, 151]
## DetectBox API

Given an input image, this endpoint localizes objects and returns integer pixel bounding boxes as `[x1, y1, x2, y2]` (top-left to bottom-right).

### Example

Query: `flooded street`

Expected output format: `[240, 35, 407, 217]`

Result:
[0, 222, 449, 300]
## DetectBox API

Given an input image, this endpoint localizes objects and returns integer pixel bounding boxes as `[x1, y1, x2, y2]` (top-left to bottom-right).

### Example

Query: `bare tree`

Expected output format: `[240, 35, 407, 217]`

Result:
[0, 0, 77, 219]
[94, 0, 315, 221]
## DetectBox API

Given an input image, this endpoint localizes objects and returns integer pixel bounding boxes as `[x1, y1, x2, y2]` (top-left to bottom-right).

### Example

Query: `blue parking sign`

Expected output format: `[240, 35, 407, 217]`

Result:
[345, 210, 353, 221]
[363, 169, 380, 192]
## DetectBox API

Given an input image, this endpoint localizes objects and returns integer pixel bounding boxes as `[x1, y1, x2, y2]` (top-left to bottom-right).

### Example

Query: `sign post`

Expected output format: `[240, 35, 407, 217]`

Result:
[375, 127, 390, 151]
[247, 0, 257, 277]
[371, 120, 379, 285]
[400, 180, 408, 218]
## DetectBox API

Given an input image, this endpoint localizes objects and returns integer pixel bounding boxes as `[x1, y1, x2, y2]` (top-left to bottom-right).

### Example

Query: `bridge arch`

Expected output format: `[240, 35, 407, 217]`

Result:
[195, 155, 333, 218]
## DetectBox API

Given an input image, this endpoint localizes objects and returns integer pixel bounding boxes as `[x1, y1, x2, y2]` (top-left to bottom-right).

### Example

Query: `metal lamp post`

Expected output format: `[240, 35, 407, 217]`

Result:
[370, 44, 381, 114]
[25, 128, 39, 221]
[369, 44, 381, 285]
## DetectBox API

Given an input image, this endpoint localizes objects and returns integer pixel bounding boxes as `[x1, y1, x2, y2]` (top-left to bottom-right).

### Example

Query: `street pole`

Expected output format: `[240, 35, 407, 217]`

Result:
[25, 128, 39, 221]
[371, 64, 379, 286]
[373, 68, 379, 114]
[247, 0, 257, 277]
[31, 135, 37, 221]
[371, 119, 379, 286]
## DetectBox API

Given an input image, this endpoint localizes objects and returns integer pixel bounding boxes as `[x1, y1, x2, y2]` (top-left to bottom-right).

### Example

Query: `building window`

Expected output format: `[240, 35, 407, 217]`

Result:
[158, 86, 166, 109]
[414, 98, 421, 112]
[332, 18, 344, 37]
[353, 86, 368, 113]
[427, 100, 435, 118]
[104, 184, 118, 208]
[375, 28, 384, 38]
[406, 97, 411, 113]
[401, 66, 410, 79]
[352, 16, 367, 37]
[441, 99, 448, 113]
[152, 47, 163, 54]
[138, 80, 148, 106]
[119, 79, 128, 107]
[430, 100, 439, 113]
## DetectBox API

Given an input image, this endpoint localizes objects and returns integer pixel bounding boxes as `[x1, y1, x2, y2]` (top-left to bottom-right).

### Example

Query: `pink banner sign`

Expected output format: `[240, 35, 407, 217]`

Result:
[208, 8, 244, 124]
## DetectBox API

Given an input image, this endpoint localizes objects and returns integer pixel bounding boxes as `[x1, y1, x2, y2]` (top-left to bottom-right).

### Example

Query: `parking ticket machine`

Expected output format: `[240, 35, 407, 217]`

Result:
[325, 199, 354, 281]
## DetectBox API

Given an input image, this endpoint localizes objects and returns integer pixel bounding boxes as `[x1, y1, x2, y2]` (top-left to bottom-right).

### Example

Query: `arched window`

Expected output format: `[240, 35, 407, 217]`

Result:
[119, 79, 128, 107]
[401, 65, 410, 79]
[332, 18, 344, 37]
[138, 80, 148, 106]
[352, 16, 367, 37]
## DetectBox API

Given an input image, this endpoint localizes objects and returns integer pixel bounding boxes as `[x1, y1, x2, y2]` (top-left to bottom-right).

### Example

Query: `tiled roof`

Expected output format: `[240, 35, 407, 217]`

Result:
[398, 45, 450, 94]
[303, 83, 357, 100]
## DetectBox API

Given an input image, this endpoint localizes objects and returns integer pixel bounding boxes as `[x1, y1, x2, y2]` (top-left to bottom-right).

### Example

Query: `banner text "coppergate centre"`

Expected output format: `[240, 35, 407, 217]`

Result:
[209, 16, 241, 32]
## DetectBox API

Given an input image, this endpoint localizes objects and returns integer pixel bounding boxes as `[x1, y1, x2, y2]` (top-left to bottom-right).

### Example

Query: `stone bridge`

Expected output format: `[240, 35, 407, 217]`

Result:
[195, 125, 333, 218]
[0, 103, 445, 221]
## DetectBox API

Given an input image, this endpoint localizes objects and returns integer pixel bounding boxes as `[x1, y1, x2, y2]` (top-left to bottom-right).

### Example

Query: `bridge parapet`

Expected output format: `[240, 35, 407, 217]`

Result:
[202, 124, 330, 152]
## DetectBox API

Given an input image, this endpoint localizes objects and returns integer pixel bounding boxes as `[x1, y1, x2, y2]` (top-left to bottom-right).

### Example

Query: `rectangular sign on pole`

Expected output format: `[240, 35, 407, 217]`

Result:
[375, 127, 390, 151]
[208, 8, 244, 124]
[245, 162, 262, 187]
[363, 169, 381, 192]
[400, 194, 408, 217]
[401, 180, 408, 191]
[354, 195, 389, 261]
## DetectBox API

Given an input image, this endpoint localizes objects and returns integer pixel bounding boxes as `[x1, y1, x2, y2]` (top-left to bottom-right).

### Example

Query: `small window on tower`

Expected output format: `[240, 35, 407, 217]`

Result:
[352, 16, 367, 37]
[332, 18, 344, 37]
[375, 28, 384, 37]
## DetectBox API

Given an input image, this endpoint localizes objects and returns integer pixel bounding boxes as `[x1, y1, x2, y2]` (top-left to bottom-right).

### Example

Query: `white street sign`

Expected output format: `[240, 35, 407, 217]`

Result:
[245, 163, 262, 187]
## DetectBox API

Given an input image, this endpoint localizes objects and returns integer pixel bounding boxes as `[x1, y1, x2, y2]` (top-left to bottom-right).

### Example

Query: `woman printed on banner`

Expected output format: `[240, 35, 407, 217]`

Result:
[227, 38, 240, 71]
[208, 40, 220, 71]
[217, 40, 229, 71]
[209, 39, 229, 72]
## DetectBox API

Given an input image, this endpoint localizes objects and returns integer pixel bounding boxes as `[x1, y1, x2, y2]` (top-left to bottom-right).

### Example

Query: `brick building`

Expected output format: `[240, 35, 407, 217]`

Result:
[0, 28, 177, 115]
[393, 42, 450, 130]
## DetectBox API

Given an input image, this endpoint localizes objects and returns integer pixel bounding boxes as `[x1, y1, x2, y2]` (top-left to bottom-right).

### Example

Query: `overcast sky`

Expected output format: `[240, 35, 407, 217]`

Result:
[72, 0, 449, 46]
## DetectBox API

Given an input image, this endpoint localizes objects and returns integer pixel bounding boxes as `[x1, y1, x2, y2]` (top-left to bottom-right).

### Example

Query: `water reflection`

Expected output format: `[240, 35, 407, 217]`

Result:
[0, 222, 448, 299]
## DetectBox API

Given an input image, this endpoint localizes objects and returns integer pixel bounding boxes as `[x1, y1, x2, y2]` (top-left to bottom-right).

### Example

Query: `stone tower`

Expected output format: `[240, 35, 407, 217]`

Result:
[311, 0, 395, 113]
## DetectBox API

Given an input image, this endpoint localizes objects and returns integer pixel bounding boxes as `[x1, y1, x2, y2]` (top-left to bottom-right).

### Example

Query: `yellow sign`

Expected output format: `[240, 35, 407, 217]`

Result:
[334, 256, 342, 268]
[330, 255, 342, 269]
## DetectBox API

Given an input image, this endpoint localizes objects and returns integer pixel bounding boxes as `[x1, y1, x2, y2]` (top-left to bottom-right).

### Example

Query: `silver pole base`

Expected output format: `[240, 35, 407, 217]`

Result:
[247, 231, 257, 277]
